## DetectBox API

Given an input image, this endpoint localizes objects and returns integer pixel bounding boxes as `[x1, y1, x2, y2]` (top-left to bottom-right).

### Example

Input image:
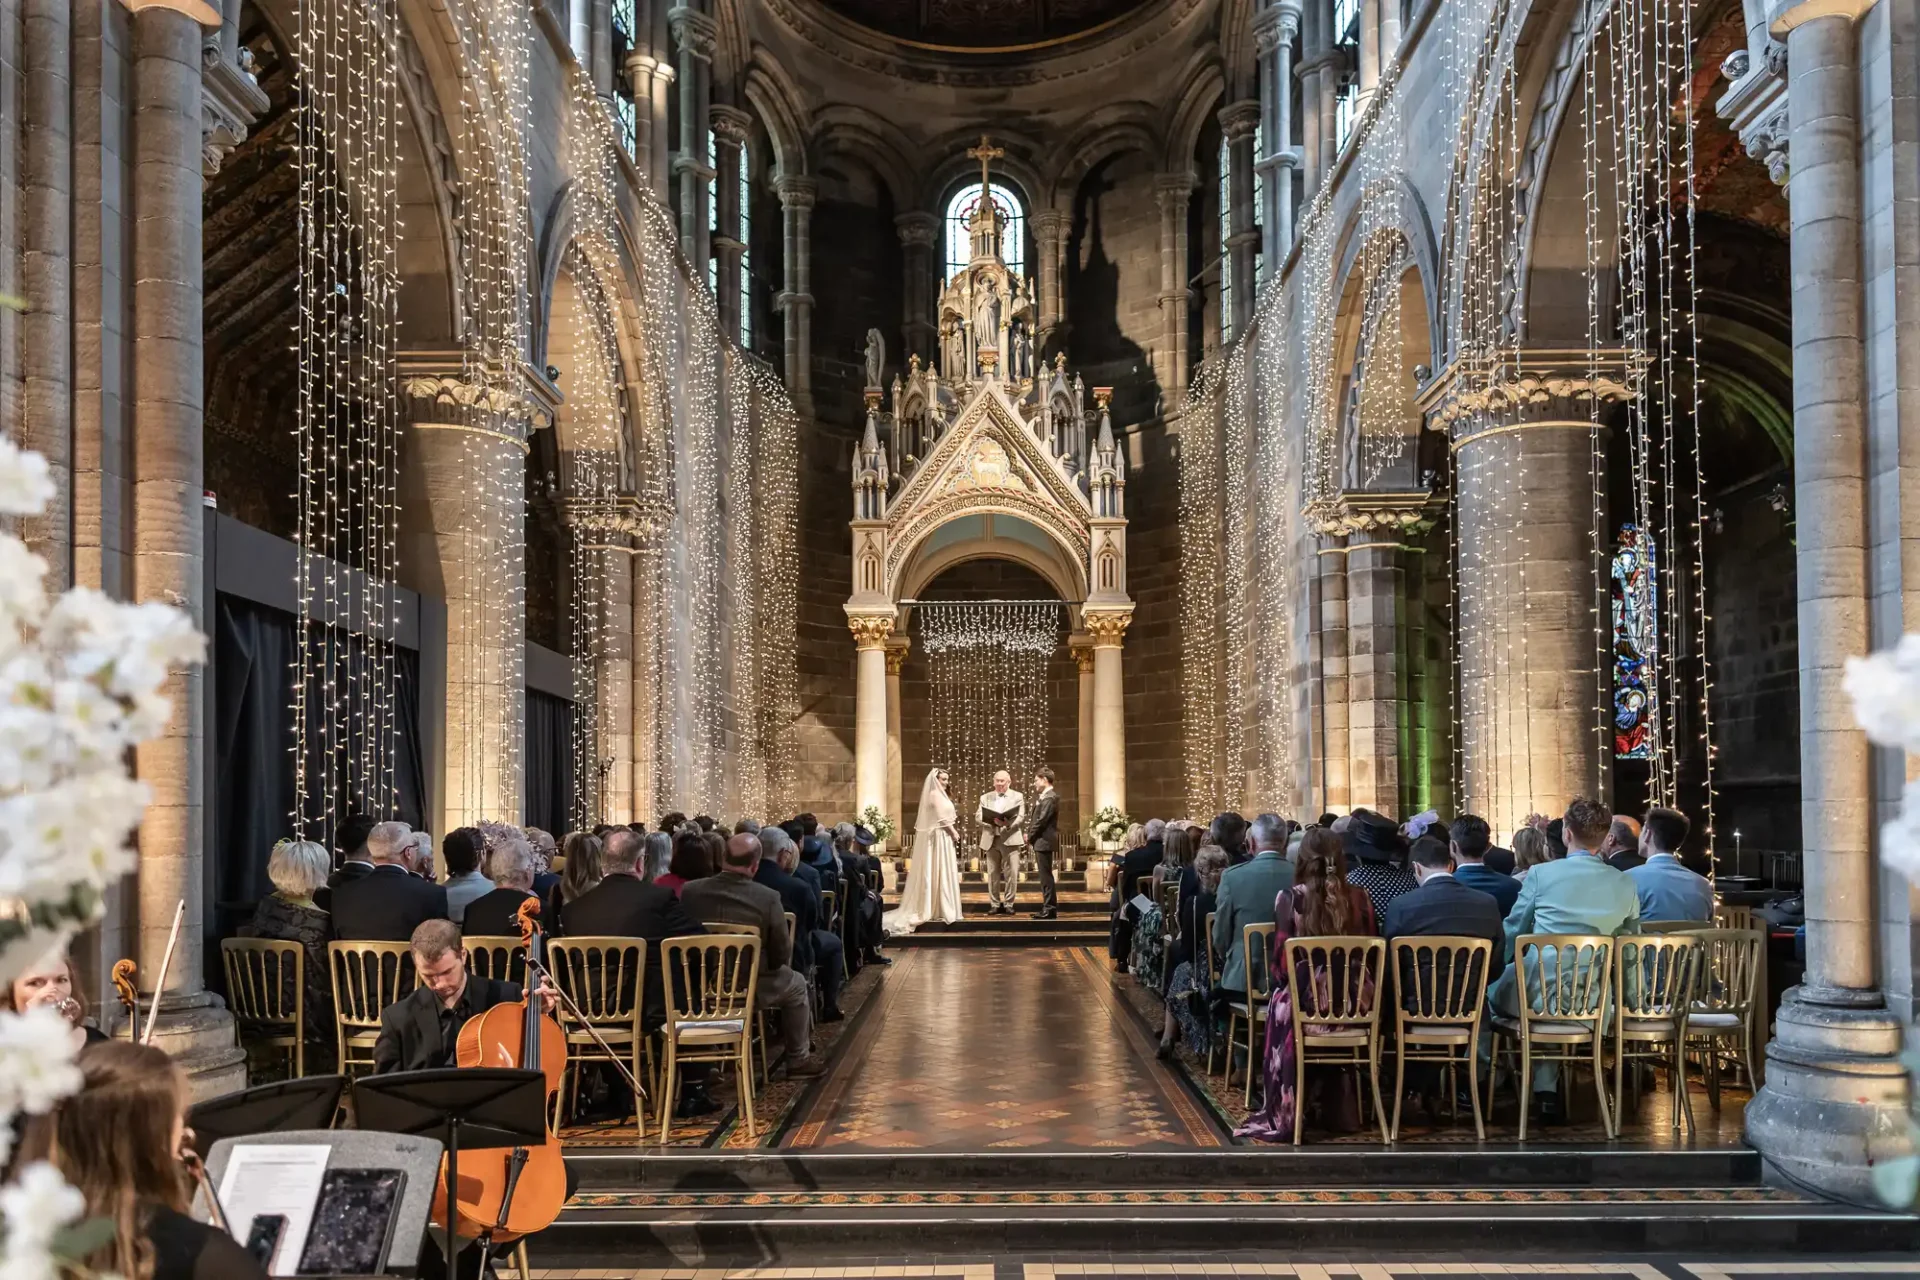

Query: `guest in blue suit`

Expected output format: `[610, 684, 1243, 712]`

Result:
[1447, 814, 1519, 916]
[1626, 806, 1713, 923]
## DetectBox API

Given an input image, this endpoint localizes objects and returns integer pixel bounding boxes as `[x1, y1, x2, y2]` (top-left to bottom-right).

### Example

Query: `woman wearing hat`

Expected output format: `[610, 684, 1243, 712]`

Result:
[1342, 809, 1416, 933]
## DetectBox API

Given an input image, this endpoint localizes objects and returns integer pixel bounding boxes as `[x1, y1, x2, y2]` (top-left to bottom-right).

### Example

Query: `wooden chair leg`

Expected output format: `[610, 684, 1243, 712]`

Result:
[1517, 1038, 1532, 1143]
[737, 1041, 757, 1141]
[1672, 1039, 1694, 1137]
[659, 1052, 677, 1145]
[512, 1240, 531, 1280]
[1243, 1015, 1260, 1109]
[1613, 1035, 1624, 1135]
[1466, 1041, 1485, 1142]
[1390, 1038, 1406, 1142]
[1368, 1037, 1389, 1143]
[1592, 1037, 1613, 1139]
[1291, 1032, 1307, 1146]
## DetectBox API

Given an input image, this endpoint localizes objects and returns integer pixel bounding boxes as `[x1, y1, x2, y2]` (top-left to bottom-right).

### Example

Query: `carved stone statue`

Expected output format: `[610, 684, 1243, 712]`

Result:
[974, 284, 999, 347]
[864, 328, 886, 389]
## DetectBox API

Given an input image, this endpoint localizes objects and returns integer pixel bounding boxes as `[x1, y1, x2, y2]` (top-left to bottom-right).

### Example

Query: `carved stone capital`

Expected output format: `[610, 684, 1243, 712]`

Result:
[848, 614, 896, 650]
[398, 352, 548, 444]
[884, 637, 910, 675]
[668, 7, 718, 58]
[1746, 109, 1792, 187]
[1716, 31, 1791, 190]
[776, 175, 818, 210]
[122, 0, 222, 25]
[1256, 0, 1301, 48]
[709, 104, 752, 147]
[1083, 609, 1132, 648]
[1154, 172, 1197, 209]
[1305, 489, 1439, 537]
[1419, 350, 1643, 441]
[1218, 100, 1262, 141]
[200, 44, 268, 178]
[895, 211, 941, 248]
[1070, 638, 1097, 675]
[1029, 209, 1069, 239]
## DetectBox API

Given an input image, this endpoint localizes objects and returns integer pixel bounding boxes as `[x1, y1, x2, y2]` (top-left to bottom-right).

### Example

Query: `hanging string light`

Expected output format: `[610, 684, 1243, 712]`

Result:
[291, 0, 401, 844]
[920, 602, 1060, 815]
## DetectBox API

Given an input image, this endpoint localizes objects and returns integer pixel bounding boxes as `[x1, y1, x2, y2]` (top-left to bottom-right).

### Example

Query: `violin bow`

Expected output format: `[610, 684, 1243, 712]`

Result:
[141, 899, 186, 1046]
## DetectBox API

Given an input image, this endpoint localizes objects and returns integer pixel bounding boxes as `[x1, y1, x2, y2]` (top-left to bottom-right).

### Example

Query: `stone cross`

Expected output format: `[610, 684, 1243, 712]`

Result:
[967, 134, 1004, 191]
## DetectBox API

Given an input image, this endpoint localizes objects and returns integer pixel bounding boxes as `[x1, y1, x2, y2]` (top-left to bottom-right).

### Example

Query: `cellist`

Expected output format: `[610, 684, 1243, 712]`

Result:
[370, 919, 557, 1074]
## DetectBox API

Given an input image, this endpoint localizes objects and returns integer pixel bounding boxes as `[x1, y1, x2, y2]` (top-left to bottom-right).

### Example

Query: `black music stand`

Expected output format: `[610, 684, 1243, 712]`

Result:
[187, 1075, 346, 1161]
[352, 1069, 546, 1278]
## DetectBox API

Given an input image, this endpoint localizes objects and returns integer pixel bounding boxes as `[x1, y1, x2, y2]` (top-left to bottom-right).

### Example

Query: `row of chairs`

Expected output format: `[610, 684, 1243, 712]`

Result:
[223, 931, 775, 1145]
[1196, 921, 1765, 1144]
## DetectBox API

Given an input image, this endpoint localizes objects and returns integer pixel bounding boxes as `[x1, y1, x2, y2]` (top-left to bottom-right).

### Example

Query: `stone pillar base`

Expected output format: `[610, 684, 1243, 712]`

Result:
[131, 991, 248, 1101]
[1745, 986, 1914, 1204]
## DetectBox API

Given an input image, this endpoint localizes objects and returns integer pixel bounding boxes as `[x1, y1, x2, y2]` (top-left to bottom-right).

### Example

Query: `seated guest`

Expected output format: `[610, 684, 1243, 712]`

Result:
[327, 812, 380, 895]
[1483, 842, 1516, 876]
[694, 815, 716, 833]
[1385, 834, 1505, 992]
[1448, 814, 1519, 915]
[655, 830, 711, 896]
[244, 838, 335, 1051]
[526, 827, 563, 904]
[734, 817, 761, 835]
[440, 827, 491, 924]
[1108, 820, 1164, 971]
[1132, 825, 1194, 982]
[372, 920, 554, 1072]
[462, 826, 540, 937]
[32, 1041, 269, 1280]
[703, 829, 727, 878]
[804, 825, 841, 904]
[1238, 828, 1377, 1141]
[1210, 812, 1250, 865]
[1602, 815, 1645, 871]
[560, 829, 704, 1022]
[1627, 806, 1713, 923]
[1491, 796, 1640, 1123]
[681, 834, 827, 1076]
[407, 830, 436, 879]
[657, 811, 688, 834]
[757, 827, 845, 1022]
[1210, 813, 1295, 1005]
[842, 825, 891, 967]
[640, 830, 673, 881]
[3, 949, 108, 1048]
[331, 820, 448, 941]
[1510, 825, 1557, 883]
[1160, 842, 1229, 1059]
[1344, 809, 1416, 933]
[549, 831, 604, 933]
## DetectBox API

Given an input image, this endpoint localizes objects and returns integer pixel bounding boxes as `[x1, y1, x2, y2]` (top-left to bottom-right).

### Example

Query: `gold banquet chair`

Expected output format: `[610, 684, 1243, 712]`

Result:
[1284, 936, 1390, 1145]
[1387, 935, 1492, 1141]
[1203, 910, 1224, 1074]
[658, 934, 761, 1144]
[546, 937, 652, 1137]
[1490, 933, 1614, 1141]
[328, 941, 414, 1079]
[222, 938, 305, 1081]
[1226, 922, 1277, 1106]
[1683, 926, 1767, 1105]
[703, 921, 769, 1081]
[462, 936, 526, 986]
[1612, 933, 1701, 1136]
[1157, 878, 1183, 990]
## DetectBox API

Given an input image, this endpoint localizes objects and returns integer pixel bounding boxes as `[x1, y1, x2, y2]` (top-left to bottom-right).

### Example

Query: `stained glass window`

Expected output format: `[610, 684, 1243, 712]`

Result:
[739, 141, 752, 351]
[1611, 523, 1658, 760]
[707, 129, 719, 296]
[944, 182, 1024, 282]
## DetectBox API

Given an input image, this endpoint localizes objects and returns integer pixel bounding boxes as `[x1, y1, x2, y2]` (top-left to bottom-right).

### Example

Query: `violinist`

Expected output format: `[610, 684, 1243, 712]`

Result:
[2, 948, 108, 1049]
[25, 1041, 268, 1280]
[371, 919, 556, 1074]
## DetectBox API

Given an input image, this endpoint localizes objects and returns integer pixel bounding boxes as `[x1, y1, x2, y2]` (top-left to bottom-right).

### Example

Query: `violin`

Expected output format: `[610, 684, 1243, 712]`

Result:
[430, 897, 568, 1246]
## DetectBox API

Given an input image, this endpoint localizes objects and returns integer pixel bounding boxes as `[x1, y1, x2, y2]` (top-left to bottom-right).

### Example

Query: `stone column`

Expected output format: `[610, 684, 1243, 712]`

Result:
[589, 0, 613, 101]
[399, 368, 530, 830]
[1377, 0, 1401, 78]
[1218, 101, 1260, 342]
[1356, 0, 1381, 111]
[849, 615, 893, 824]
[19, 0, 73, 587]
[885, 637, 908, 830]
[1256, 0, 1300, 268]
[1344, 539, 1405, 814]
[1084, 610, 1131, 815]
[709, 104, 750, 343]
[596, 543, 636, 823]
[1440, 367, 1608, 840]
[1031, 208, 1068, 352]
[630, 531, 660, 823]
[1297, 0, 1330, 203]
[668, 6, 714, 274]
[776, 175, 817, 416]
[895, 211, 939, 362]
[1072, 636, 1095, 829]
[1312, 534, 1351, 813]
[1745, 0, 1911, 1204]
[624, 53, 674, 199]
[128, 0, 244, 1096]
[1154, 173, 1194, 408]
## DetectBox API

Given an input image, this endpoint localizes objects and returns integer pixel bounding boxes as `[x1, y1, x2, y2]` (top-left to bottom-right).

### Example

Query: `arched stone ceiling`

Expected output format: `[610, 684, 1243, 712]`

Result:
[811, 0, 1154, 51]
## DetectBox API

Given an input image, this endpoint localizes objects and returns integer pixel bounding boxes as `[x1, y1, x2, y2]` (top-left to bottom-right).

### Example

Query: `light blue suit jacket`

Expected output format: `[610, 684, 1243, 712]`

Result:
[1626, 853, 1714, 923]
[1211, 850, 1294, 993]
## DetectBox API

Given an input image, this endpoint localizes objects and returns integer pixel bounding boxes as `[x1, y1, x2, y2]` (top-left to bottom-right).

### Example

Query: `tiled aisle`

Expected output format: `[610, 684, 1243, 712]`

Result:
[782, 947, 1222, 1149]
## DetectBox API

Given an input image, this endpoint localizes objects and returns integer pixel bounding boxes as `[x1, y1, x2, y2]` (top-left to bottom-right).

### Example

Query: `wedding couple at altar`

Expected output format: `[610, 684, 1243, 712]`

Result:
[883, 766, 1059, 935]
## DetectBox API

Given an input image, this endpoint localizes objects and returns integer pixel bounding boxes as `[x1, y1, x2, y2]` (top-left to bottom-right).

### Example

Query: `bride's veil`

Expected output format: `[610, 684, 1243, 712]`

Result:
[913, 768, 955, 839]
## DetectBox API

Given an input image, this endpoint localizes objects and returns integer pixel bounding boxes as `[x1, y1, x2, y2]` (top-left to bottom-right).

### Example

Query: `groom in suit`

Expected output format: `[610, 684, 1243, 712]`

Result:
[1026, 767, 1060, 920]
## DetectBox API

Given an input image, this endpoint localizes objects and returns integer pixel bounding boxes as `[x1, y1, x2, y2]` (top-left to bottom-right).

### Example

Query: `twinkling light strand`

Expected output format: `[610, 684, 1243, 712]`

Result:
[291, 0, 402, 843]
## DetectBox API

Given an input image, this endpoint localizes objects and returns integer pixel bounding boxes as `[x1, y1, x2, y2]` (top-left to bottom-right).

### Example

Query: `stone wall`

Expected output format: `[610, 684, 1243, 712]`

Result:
[1120, 419, 1187, 825]
[787, 418, 858, 820]
[1065, 151, 1164, 427]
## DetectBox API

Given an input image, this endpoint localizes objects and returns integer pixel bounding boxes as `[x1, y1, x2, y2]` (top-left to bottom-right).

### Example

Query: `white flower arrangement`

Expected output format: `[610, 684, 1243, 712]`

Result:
[1843, 636, 1920, 886]
[0, 433, 205, 1272]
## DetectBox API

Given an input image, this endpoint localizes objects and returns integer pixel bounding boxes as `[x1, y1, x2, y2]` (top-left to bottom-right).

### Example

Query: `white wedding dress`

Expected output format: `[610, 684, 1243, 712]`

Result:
[883, 769, 964, 935]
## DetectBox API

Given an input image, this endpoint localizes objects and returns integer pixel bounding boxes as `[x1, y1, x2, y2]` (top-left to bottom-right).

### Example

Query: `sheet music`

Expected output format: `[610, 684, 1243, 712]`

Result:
[216, 1143, 330, 1275]
[1129, 893, 1154, 914]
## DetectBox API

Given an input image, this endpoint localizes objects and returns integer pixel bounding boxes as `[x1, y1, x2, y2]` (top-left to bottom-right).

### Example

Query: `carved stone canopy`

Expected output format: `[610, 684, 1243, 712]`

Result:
[1417, 349, 1646, 440]
[1306, 490, 1441, 537]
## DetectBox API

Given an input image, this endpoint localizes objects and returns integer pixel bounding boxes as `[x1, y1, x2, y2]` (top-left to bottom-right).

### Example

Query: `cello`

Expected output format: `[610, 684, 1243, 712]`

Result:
[430, 897, 568, 1249]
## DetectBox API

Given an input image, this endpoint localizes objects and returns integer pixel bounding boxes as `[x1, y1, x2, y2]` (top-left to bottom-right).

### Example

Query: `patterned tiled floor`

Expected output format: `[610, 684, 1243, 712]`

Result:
[565, 1186, 1809, 1210]
[528, 1262, 1920, 1280]
[782, 948, 1222, 1149]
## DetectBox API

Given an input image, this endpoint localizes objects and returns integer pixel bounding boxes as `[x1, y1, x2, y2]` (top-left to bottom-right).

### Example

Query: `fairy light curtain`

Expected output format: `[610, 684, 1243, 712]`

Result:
[290, 0, 402, 845]
[919, 602, 1060, 819]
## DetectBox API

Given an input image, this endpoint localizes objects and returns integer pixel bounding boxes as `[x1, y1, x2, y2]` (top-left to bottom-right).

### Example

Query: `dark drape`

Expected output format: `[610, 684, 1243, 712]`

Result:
[523, 689, 573, 835]
[212, 595, 426, 948]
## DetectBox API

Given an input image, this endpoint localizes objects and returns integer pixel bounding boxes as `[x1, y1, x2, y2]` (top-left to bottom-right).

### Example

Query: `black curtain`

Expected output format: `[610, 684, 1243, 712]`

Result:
[523, 689, 573, 835]
[212, 595, 426, 946]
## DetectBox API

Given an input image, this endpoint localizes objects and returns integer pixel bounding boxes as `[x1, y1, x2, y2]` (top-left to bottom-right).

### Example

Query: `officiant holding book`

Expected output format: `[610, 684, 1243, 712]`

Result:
[978, 771, 1026, 916]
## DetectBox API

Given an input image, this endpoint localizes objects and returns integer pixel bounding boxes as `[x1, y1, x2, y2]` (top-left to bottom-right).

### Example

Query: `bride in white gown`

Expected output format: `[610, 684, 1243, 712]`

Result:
[883, 768, 964, 935]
